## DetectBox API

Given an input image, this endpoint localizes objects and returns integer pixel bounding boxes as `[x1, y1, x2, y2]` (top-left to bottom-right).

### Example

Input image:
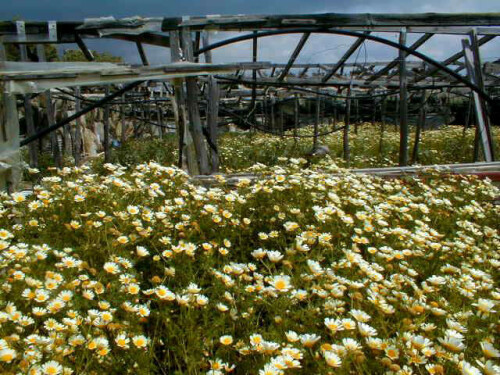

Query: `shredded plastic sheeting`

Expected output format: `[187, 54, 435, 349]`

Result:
[78, 16, 163, 37]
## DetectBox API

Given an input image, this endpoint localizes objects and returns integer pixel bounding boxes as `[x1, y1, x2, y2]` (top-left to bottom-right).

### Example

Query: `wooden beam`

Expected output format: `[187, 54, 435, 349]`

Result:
[277, 32, 310, 82]
[136, 41, 149, 66]
[75, 34, 94, 61]
[322, 32, 370, 83]
[161, 13, 500, 31]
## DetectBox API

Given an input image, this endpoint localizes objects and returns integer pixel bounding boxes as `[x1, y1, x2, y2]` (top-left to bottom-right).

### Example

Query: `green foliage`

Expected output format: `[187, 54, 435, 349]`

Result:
[105, 124, 500, 172]
[5, 44, 58, 62]
[61, 49, 123, 63]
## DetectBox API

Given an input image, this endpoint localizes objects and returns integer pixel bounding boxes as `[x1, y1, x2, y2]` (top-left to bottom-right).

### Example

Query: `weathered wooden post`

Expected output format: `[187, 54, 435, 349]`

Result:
[411, 90, 426, 164]
[73, 87, 82, 166]
[251, 31, 258, 126]
[462, 31, 495, 162]
[354, 98, 359, 134]
[16, 31, 38, 167]
[182, 29, 210, 174]
[313, 94, 320, 149]
[36, 44, 61, 167]
[294, 94, 299, 144]
[103, 85, 111, 163]
[279, 107, 284, 136]
[202, 31, 220, 173]
[344, 87, 352, 164]
[398, 27, 409, 166]
[379, 96, 387, 157]
[120, 94, 127, 144]
[270, 95, 275, 133]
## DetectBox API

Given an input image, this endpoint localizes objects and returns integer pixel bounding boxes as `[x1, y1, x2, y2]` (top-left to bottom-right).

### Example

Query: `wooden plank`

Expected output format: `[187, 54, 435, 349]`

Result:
[162, 13, 500, 31]
[277, 32, 310, 82]
[322, 32, 370, 83]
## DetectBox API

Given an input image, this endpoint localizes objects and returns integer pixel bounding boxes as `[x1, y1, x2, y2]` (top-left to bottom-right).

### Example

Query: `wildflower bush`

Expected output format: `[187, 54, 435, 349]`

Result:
[0, 158, 499, 374]
[100, 124, 500, 172]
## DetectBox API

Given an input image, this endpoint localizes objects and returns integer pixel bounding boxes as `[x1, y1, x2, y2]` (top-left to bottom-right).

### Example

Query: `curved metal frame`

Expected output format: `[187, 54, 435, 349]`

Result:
[195, 28, 493, 104]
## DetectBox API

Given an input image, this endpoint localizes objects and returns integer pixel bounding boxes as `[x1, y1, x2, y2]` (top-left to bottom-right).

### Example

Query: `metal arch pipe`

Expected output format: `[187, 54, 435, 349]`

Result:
[195, 28, 493, 104]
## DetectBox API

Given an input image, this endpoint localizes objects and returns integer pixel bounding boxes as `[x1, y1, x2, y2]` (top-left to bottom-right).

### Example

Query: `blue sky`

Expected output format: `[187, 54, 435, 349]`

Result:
[2, 0, 499, 67]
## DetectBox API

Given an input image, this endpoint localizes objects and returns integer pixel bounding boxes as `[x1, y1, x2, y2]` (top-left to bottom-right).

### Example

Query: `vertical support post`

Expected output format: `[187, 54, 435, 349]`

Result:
[294, 94, 299, 144]
[372, 98, 376, 125]
[250, 31, 258, 126]
[36, 44, 61, 167]
[279, 107, 284, 136]
[120, 94, 127, 143]
[411, 90, 426, 164]
[182, 28, 210, 174]
[344, 86, 352, 164]
[464, 92, 473, 131]
[45, 90, 62, 168]
[203, 31, 220, 173]
[462, 32, 494, 162]
[170, 31, 194, 172]
[333, 100, 337, 130]
[17, 36, 38, 167]
[23, 94, 37, 168]
[313, 93, 320, 149]
[270, 96, 275, 133]
[157, 98, 164, 139]
[103, 85, 111, 163]
[354, 98, 359, 134]
[73, 87, 82, 166]
[399, 27, 409, 166]
[379, 96, 387, 157]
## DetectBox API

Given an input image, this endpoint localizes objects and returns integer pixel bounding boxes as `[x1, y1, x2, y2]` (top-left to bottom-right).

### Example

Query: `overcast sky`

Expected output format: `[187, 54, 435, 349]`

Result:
[3, 0, 499, 68]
